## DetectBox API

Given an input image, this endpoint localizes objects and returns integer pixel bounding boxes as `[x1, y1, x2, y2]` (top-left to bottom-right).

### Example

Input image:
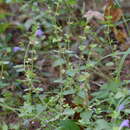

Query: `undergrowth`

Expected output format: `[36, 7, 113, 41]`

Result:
[0, 0, 130, 130]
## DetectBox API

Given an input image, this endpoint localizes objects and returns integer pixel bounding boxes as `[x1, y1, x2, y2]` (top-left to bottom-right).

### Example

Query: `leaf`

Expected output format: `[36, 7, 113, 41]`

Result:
[63, 108, 75, 116]
[36, 104, 46, 113]
[66, 0, 76, 5]
[53, 78, 65, 83]
[0, 3, 9, 13]
[53, 58, 66, 67]
[92, 89, 109, 99]
[2, 122, 8, 130]
[0, 81, 9, 88]
[95, 119, 111, 130]
[114, 91, 125, 99]
[104, 0, 123, 22]
[73, 96, 84, 105]
[24, 19, 34, 30]
[77, 90, 86, 99]
[78, 74, 86, 82]
[63, 89, 75, 95]
[66, 69, 76, 77]
[84, 10, 104, 22]
[78, 72, 90, 82]
[59, 119, 80, 130]
[102, 80, 122, 92]
[92, 80, 122, 99]
[124, 109, 130, 114]
[105, 61, 114, 66]
[13, 65, 25, 72]
[113, 27, 127, 43]
[0, 23, 10, 33]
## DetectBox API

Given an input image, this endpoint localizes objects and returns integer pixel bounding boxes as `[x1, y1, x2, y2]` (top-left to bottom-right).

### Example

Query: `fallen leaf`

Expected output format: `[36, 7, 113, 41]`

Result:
[120, 40, 130, 51]
[104, 0, 127, 44]
[84, 10, 104, 22]
[0, 3, 9, 14]
[113, 27, 127, 43]
[104, 0, 123, 22]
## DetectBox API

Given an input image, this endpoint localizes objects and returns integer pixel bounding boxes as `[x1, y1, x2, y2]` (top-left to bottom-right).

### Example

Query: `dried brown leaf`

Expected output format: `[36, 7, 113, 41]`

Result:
[113, 27, 127, 43]
[104, 0, 123, 22]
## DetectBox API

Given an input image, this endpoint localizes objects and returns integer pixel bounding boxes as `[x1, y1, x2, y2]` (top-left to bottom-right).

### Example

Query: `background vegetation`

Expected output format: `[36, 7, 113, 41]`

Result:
[0, 0, 130, 129]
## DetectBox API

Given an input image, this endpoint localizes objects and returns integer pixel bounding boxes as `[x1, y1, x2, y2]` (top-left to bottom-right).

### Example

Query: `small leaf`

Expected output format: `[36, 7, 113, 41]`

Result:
[124, 109, 130, 114]
[66, 70, 76, 77]
[53, 58, 66, 67]
[78, 90, 86, 99]
[0, 23, 10, 33]
[95, 119, 111, 130]
[53, 78, 65, 83]
[63, 89, 75, 95]
[66, 0, 76, 5]
[105, 62, 114, 66]
[59, 119, 80, 130]
[78, 72, 90, 82]
[115, 91, 124, 99]
[63, 108, 75, 116]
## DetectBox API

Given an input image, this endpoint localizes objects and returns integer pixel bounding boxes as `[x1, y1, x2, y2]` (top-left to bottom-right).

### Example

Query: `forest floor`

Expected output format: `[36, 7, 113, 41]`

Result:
[0, 0, 130, 130]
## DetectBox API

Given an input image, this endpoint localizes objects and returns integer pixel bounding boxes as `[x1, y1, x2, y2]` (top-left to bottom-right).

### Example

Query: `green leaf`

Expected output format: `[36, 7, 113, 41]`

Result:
[95, 119, 111, 130]
[80, 111, 92, 122]
[105, 62, 114, 66]
[63, 108, 75, 116]
[92, 90, 109, 99]
[13, 65, 25, 72]
[53, 78, 65, 83]
[0, 13, 8, 19]
[24, 19, 34, 30]
[102, 80, 121, 92]
[66, 0, 76, 5]
[78, 72, 90, 82]
[2, 122, 8, 130]
[66, 70, 76, 77]
[77, 90, 86, 99]
[0, 81, 9, 88]
[0, 23, 10, 33]
[114, 91, 124, 99]
[63, 89, 75, 95]
[53, 58, 66, 67]
[73, 96, 84, 105]
[59, 119, 80, 130]
[78, 74, 86, 82]
[36, 104, 46, 113]
[124, 109, 130, 114]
